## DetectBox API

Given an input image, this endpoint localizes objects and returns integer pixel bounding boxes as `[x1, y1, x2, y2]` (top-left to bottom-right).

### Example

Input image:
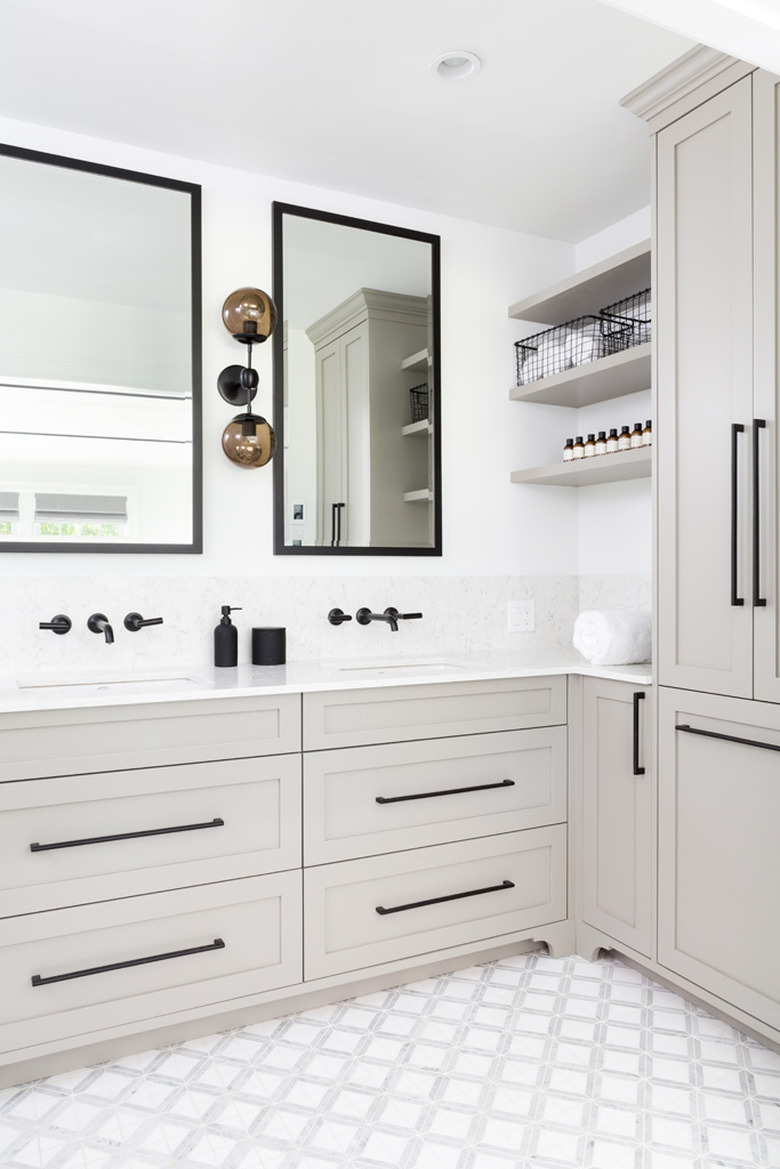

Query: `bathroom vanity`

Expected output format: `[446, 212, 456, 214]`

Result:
[0, 657, 648, 1088]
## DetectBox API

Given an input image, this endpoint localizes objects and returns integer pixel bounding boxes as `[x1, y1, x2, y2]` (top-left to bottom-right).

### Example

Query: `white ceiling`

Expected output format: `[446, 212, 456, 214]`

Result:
[0, 0, 705, 242]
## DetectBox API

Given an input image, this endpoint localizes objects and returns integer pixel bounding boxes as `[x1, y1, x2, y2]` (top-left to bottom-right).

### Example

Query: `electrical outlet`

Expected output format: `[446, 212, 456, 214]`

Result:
[508, 601, 535, 633]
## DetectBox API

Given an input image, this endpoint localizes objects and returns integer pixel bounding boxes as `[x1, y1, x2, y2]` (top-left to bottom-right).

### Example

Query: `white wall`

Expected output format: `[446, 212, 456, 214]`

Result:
[0, 113, 577, 582]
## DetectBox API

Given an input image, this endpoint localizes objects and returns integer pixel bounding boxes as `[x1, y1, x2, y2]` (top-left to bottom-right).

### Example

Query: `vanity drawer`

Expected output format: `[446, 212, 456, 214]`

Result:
[303, 676, 566, 750]
[304, 827, 566, 980]
[0, 871, 302, 1061]
[303, 728, 566, 864]
[0, 693, 301, 782]
[0, 755, 301, 917]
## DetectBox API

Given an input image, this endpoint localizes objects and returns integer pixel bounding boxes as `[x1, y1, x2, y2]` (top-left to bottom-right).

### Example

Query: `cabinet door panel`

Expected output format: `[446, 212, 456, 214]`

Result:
[656, 78, 754, 697]
[753, 71, 780, 701]
[580, 679, 653, 956]
[658, 687, 780, 1031]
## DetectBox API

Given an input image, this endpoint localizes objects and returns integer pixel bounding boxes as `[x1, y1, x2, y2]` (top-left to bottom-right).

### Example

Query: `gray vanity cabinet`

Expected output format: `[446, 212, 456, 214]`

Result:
[579, 678, 653, 959]
[658, 688, 780, 1032]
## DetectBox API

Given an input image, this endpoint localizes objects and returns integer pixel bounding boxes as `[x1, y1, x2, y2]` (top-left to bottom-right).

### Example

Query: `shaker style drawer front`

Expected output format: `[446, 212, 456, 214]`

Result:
[0, 755, 302, 918]
[304, 827, 566, 980]
[0, 872, 302, 1060]
[303, 728, 566, 864]
[303, 676, 566, 750]
[0, 693, 302, 782]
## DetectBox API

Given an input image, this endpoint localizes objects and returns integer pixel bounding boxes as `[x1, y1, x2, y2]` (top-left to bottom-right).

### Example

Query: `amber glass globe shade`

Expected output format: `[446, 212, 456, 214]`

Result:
[221, 288, 277, 341]
[221, 413, 277, 468]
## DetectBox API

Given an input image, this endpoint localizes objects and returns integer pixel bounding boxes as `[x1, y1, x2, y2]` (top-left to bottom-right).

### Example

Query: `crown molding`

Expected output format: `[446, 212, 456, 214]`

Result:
[620, 44, 745, 122]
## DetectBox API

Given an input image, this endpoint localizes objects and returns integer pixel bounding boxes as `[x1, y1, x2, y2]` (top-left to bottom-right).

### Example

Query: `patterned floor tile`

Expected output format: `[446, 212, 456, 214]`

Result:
[1, 953, 779, 1168]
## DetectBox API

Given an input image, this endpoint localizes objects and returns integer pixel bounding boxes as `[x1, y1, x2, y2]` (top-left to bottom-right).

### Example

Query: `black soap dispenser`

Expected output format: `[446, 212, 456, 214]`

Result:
[214, 605, 241, 667]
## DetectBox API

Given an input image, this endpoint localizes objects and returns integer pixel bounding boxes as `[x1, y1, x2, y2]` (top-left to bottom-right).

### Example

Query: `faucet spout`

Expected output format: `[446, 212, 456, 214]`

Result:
[88, 613, 115, 644]
[356, 607, 399, 631]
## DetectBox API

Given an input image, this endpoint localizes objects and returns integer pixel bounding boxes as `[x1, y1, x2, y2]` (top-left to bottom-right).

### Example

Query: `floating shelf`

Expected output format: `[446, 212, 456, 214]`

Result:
[403, 488, 433, 503]
[402, 419, 432, 437]
[401, 348, 429, 372]
[508, 343, 651, 408]
[508, 239, 651, 324]
[511, 446, 652, 487]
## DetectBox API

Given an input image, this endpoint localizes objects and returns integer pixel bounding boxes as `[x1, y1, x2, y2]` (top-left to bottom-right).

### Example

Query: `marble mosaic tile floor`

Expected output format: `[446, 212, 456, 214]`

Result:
[0, 952, 779, 1169]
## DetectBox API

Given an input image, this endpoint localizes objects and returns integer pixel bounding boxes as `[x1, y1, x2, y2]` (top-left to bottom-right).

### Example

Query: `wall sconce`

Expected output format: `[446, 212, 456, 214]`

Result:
[218, 287, 278, 468]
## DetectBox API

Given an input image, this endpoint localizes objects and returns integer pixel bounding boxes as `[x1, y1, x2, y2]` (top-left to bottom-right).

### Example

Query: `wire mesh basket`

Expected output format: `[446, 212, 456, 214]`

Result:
[599, 287, 652, 347]
[515, 314, 635, 386]
[409, 384, 429, 423]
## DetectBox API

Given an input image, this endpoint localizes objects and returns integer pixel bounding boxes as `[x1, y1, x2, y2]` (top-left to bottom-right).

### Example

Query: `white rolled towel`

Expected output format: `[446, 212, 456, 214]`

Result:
[573, 609, 651, 666]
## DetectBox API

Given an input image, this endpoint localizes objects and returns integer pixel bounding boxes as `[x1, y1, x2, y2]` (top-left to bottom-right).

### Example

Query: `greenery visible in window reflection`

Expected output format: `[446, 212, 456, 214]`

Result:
[0, 521, 11, 535]
[38, 522, 121, 538]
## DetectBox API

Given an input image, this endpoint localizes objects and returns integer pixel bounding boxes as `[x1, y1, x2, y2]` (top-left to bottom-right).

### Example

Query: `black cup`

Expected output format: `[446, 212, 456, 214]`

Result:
[252, 627, 286, 666]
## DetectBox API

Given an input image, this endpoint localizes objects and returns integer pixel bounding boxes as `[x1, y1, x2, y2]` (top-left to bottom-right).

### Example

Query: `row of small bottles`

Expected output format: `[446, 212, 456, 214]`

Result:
[563, 421, 652, 461]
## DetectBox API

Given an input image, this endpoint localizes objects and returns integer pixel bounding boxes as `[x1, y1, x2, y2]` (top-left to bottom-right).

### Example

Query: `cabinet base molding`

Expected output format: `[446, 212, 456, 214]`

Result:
[576, 922, 780, 1055]
[0, 923, 574, 1091]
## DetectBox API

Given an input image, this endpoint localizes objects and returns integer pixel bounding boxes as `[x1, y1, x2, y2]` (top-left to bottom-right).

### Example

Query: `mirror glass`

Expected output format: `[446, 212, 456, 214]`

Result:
[272, 203, 441, 555]
[0, 145, 201, 553]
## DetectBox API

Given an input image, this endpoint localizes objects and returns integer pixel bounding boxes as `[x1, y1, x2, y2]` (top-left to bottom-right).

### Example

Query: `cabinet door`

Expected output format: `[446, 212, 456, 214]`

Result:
[580, 679, 653, 957]
[658, 687, 780, 1032]
[656, 77, 754, 697]
[753, 71, 780, 701]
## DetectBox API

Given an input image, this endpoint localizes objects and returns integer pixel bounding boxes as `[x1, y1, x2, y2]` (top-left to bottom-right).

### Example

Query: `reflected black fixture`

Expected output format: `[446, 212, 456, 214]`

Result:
[218, 287, 278, 469]
[87, 613, 114, 644]
[328, 608, 353, 626]
[38, 614, 72, 635]
[356, 607, 423, 632]
[124, 612, 164, 633]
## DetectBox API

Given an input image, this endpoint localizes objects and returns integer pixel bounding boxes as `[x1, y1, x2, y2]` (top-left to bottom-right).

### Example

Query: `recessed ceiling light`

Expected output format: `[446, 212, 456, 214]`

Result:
[430, 50, 482, 81]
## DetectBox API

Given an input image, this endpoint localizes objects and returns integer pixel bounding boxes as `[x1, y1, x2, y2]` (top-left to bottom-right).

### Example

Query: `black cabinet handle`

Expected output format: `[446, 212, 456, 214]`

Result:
[31, 938, 225, 987]
[675, 723, 780, 753]
[376, 779, 515, 805]
[331, 502, 345, 547]
[731, 422, 745, 606]
[632, 691, 646, 776]
[30, 817, 225, 853]
[376, 879, 514, 916]
[753, 418, 767, 607]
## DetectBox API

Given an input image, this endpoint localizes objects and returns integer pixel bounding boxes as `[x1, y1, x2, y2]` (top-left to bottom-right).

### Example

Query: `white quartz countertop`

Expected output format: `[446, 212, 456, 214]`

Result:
[0, 651, 652, 714]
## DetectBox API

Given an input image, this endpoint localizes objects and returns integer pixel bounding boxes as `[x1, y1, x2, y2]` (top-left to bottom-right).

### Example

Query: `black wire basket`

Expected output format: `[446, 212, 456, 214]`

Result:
[409, 384, 429, 423]
[599, 288, 652, 347]
[515, 314, 635, 386]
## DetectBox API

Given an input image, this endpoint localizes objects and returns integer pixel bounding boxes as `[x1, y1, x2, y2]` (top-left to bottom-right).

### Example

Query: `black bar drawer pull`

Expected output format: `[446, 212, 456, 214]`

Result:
[632, 692, 646, 776]
[376, 779, 515, 805]
[30, 817, 225, 853]
[675, 723, 780, 753]
[376, 879, 515, 916]
[753, 418, 767, 607]
[731, 422, 745, 606]
[31, 938, 226, 987]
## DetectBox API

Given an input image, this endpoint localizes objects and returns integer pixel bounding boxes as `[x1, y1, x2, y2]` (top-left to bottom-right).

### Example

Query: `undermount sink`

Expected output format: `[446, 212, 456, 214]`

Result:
[16, 674, 203, 699]
[337, 660, 468, 676]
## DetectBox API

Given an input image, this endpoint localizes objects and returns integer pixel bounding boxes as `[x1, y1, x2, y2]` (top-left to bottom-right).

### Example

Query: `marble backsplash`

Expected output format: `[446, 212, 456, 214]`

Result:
[1, 574, 651, 675]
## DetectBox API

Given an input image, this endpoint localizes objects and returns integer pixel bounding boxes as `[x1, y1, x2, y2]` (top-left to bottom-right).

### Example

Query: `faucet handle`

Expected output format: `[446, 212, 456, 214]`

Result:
[39, 614, 72, 635]
[384, 608, 423, 621]
[328, 608, 353, 626]
[124, 612, 164, 633]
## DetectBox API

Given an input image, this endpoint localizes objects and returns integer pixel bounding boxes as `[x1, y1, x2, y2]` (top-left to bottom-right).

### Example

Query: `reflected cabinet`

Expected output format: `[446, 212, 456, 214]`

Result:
[272, 203, 441, 555]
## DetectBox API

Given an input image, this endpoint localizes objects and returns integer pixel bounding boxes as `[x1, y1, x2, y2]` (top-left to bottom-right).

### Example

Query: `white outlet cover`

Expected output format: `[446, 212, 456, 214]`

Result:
[508, 601, 535, 633]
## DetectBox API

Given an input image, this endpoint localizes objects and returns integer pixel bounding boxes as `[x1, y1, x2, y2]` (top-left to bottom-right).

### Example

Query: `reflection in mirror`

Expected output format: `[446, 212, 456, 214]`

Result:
[0, 145, 201, 553]
[272, 203, 441, 555]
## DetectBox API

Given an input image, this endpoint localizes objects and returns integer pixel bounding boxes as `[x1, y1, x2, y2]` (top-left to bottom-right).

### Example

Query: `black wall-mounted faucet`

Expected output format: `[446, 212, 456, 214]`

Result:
[356, 607, 423, 633]
[124, 612, 164, 633]
[38, 614, 72, 635]
[328, 608, 353, 626]
[87, 613, 114, 644]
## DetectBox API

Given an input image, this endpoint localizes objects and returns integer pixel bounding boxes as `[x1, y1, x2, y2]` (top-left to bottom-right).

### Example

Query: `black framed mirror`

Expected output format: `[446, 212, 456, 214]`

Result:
[272, 202, 441, 556]
[0, 144, 202, 553]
